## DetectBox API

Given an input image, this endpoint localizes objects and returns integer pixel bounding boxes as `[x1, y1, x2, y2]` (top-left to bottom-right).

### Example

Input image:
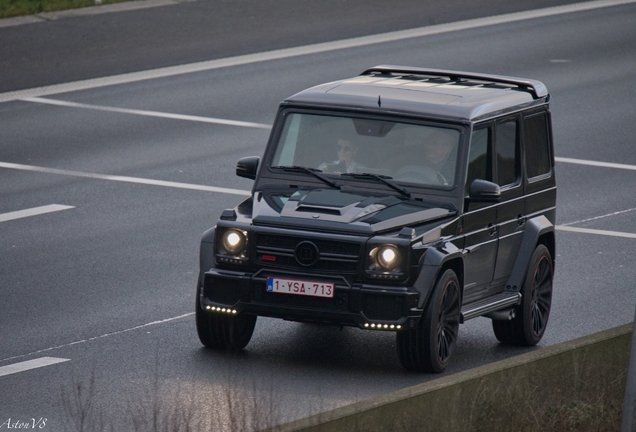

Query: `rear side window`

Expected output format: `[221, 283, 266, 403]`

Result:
[524, 112, 551, 178]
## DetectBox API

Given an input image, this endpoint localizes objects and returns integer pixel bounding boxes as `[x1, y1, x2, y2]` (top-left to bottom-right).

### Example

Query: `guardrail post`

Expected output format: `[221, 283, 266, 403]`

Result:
[621, 306, 636, 432]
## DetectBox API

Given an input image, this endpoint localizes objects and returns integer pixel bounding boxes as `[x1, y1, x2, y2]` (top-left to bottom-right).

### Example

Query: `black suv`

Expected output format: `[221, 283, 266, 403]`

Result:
[196, 66, 556, 373]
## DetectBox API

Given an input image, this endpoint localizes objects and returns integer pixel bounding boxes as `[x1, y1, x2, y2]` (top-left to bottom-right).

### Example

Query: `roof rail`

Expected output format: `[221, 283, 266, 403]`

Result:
[360, 65, 548, 99]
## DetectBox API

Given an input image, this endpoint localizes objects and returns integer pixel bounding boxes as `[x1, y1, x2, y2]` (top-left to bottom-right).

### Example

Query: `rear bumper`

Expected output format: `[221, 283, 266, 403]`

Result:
[200, 268, 422, 330]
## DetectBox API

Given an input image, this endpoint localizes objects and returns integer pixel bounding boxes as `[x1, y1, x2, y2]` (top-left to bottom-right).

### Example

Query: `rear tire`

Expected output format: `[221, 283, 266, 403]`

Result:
[397, 269, 461, 373]
[195, 285, 256, 350]
[493, 244, 553, 345]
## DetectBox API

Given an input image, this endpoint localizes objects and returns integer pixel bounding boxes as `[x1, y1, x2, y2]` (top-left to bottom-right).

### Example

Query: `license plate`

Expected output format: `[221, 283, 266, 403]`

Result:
[266, 277, 334, 298]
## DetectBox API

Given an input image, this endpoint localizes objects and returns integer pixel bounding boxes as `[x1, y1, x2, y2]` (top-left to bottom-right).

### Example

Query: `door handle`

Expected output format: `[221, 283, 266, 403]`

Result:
[488, 223, 497, 236]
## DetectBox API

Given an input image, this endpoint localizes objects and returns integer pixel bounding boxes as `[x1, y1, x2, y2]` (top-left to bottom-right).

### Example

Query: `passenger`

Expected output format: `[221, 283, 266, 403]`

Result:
[422, 129, 457, 182]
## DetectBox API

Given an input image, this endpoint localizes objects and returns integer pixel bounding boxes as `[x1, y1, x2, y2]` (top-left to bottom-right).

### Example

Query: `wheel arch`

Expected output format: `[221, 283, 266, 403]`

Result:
[415, 244, 464, 310]
[537, 230, 556, 269]
[199, 227, 216, 287]
[506, 215, 554, 292]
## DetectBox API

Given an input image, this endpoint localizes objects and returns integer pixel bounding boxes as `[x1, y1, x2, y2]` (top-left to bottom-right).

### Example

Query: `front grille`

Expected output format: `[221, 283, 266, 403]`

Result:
[362, 294, 405, 320]
[204, 274, 241, 305]
[255, 233, 362, 273]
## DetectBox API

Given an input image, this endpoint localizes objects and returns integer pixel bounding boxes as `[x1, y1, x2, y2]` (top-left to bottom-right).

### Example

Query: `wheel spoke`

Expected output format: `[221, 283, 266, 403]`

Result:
[535, 258, 551, 288]
[532, 299, 547, 334]
[535, 293, 551, 311]
[438, 329, 450, 361]
[437, 280, 460, 362]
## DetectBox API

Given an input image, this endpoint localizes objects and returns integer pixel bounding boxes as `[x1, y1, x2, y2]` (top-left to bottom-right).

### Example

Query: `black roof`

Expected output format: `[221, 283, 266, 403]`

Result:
[284, 65, 550, 122]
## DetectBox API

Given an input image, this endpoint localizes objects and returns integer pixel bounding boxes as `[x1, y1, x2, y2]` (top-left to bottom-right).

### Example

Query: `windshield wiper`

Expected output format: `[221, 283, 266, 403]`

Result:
[341, 173, 412, 198]
[271, 165, 341, 189]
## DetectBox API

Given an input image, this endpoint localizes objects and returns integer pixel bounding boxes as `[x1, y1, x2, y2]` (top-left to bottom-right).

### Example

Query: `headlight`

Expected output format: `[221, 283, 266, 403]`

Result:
[370, 245, 401, 271]
[221, 229, 247, 255]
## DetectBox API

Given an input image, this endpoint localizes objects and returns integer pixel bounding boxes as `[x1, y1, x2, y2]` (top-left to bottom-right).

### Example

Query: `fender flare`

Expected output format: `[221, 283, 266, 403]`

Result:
[413, 241, 464, 309]
[505, 215, 554, 292]
[199, 227, 216, 287]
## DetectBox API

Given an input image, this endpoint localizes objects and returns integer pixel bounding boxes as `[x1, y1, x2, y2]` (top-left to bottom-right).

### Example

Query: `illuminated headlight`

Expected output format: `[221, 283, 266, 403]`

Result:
[371, 245, 401, 271]
[221, 229, 247, 255]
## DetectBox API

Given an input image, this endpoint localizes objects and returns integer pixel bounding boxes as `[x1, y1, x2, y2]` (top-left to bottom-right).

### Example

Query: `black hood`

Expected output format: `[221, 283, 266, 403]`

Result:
[252, 188, 454, 235]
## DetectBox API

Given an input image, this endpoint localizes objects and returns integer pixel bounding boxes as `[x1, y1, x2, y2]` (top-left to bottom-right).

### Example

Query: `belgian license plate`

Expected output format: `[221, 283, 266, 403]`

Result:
[266, 277, 334, 298]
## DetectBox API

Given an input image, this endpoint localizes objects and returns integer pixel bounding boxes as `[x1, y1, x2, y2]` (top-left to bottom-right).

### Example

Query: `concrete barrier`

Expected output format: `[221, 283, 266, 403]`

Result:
[265, 324, 632, 432]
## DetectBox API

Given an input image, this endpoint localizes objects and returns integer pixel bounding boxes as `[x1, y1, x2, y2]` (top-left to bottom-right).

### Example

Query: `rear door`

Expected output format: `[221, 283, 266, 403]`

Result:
[492, 116, 525, 288]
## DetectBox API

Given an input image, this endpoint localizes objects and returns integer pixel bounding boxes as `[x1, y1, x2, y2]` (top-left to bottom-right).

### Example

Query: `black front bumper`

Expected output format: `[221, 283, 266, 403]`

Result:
[200, 268, 422, 330]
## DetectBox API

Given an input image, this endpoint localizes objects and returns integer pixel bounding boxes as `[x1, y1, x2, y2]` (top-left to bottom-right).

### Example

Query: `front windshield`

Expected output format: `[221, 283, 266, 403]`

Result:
[271, 112, 460, 187]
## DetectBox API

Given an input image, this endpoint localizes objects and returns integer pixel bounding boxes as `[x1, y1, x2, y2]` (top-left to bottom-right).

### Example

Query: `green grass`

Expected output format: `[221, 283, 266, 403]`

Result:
[0, 0, 132, 19]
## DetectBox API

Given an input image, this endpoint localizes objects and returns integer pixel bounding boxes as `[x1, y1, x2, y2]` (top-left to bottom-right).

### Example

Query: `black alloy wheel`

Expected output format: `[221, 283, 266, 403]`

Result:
[493, 244, 553, 346]
[397, 269, 461, 373]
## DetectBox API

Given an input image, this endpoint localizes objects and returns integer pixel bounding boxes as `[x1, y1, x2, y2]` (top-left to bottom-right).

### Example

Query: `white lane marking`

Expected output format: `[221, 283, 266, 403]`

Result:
[0, 357, 70, 378]
[0, 204, 74, 223]
[556, 157, 636, 171]
[556, 225, 636, 239]
[0, 157, 632, 199]
[560, 207, 636, 226]
[0, 0, 634, 103]
[0, 161, 251, 196]
[21, 97, 271, 130]
[0, 314, 193, 364]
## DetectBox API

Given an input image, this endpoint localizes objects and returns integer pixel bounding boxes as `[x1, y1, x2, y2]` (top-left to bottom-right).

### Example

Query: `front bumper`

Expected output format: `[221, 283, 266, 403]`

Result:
[200, 268, 422, 330]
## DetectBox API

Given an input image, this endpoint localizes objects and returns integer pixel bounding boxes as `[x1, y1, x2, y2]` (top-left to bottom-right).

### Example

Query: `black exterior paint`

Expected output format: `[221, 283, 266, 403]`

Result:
[197, 66, 556, 356]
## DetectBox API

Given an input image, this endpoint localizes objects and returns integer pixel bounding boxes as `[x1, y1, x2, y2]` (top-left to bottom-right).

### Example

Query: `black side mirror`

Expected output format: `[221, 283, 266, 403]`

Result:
[468, 179, 501, 202]
[236, 156, 260, 180]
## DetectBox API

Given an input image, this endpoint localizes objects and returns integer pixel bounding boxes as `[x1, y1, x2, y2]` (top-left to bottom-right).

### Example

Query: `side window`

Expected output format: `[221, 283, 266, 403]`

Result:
[524, 112, 551, 179]
[495, 119, 519, 187]
[466, 127, 491, 195]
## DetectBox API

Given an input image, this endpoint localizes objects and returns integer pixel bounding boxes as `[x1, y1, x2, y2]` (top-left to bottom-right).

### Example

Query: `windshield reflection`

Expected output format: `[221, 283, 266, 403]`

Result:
[271, 113, 460, 187]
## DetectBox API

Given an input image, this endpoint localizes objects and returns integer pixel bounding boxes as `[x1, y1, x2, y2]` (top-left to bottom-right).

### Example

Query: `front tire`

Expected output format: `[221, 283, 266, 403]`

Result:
[493, 244, 553, 346]
[397, 269, 461, 373]
[195, 285, 257, 350]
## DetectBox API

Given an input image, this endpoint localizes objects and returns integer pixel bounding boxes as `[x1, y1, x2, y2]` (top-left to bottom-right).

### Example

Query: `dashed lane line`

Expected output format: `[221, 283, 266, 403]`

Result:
[559, 207, 636, 226]
[0, 204, 74, 223]
[0, 314, 193, 364]
[0, 357, 70, 378]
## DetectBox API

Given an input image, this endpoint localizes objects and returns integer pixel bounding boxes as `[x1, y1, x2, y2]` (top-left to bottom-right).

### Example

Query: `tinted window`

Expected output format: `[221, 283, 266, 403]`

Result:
[271, 112, 461, 187]
[496, 120, 519, 186]
[524, 112, 551, 178]
[466, 127, 491, 195]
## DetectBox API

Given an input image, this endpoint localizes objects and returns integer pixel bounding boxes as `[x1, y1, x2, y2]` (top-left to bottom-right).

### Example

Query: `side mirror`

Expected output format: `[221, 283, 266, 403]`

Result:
[468, 179, 501, 202]
[236, 156, 260, 180]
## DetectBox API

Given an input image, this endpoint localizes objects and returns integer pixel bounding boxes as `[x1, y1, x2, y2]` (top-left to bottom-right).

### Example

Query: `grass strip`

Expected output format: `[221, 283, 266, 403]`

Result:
[0, 0, 131, 19]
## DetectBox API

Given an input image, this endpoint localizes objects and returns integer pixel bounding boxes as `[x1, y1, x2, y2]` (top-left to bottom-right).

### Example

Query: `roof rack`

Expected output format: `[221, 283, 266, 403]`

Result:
[360, 65, 548, 100]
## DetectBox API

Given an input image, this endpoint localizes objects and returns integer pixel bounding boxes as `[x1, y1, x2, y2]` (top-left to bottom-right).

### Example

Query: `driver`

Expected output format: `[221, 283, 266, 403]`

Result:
[319, 139, 362, 174]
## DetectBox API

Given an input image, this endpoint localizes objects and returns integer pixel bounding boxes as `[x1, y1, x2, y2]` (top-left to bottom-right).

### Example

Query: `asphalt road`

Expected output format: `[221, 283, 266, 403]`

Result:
[1, 0, 636, 430]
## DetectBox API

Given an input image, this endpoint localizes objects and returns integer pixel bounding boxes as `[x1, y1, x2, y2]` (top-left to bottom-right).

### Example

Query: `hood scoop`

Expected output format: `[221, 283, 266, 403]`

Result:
[281, 189, 389, 222]
[254, 188, 455, 235]
[294, 205, 343, 216]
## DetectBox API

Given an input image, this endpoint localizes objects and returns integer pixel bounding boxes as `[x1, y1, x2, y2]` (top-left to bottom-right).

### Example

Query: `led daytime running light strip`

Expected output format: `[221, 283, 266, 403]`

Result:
[364, 323, 402, 330]
[205, 306, 238, 314]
